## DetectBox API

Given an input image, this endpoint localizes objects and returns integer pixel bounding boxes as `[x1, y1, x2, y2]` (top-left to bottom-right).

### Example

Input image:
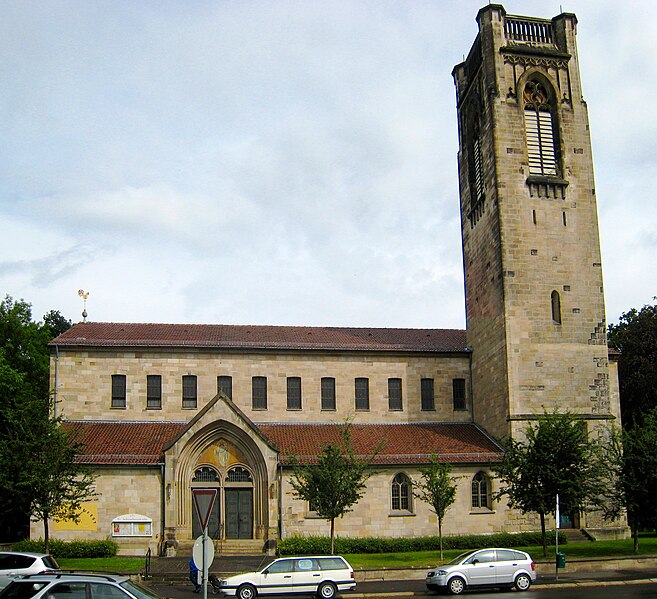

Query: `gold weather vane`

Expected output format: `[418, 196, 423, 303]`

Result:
[78, 289, 90, 322]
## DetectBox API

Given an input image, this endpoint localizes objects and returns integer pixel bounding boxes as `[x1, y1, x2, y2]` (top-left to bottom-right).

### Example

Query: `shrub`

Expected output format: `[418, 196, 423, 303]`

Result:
[277, 531, 566, 555]
[12, 539, 118, 558]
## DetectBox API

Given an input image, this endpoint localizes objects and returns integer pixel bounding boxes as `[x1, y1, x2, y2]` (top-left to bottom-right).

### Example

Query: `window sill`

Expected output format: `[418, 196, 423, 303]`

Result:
[389, 511, 415, 517]
[470, 509, 496, 515]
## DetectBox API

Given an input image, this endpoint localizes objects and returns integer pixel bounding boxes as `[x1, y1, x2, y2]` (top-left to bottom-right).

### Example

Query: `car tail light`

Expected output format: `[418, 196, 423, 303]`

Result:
[351, 571, 355, 579]
[530, 562, 535, 571]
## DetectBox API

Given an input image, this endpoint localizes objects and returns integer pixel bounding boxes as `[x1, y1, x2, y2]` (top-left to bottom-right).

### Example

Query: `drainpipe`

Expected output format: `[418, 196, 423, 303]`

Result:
[53, 345, 59, 418]
[278, 462, 283, 544]
[160, 463, 166, 556]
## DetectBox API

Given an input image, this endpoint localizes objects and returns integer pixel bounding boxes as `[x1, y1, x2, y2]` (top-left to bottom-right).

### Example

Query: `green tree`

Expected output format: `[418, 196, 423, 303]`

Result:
[413, 457, 458, 560]
[43, 309, 73, 339]
[604, 410, 657, 553]
[288, 423, 380, 554]
[608, 300, 657, 428]
[0, 296, 77, 542]
[494, 410, 609, 557]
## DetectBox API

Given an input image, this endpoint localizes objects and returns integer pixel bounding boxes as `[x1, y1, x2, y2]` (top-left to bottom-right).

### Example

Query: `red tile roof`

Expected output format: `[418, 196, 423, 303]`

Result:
[62, 421, 502, 466]
[51, 322, 468, 353]
[62, 421, 186, 465]
[260, 423, 502, 465]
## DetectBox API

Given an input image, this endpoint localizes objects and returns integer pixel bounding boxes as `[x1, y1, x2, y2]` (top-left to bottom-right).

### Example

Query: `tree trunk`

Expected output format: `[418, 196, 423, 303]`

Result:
[43, 514, 50, 554]
[329, 517, 335, 555]
[438, 517, 444, 561]
[539, 511, 547, 557]
[632, 515, 639, 554]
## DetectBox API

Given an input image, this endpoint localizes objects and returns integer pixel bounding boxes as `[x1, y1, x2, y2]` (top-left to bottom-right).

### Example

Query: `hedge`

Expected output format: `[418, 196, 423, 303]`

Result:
[12, 539, 118, 558]
[277, 531, 567, 555]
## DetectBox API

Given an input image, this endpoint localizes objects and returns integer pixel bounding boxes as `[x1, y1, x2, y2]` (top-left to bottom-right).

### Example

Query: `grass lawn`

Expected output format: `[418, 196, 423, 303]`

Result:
[56, 536, 657, 574]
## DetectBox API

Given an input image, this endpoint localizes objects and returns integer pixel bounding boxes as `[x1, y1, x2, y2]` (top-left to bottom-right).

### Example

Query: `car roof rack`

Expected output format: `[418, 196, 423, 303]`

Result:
[23, 572, 125, 582]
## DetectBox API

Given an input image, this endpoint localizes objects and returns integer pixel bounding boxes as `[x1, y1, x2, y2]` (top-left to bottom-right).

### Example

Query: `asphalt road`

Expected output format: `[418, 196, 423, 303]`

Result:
[147, 578, 657, 599]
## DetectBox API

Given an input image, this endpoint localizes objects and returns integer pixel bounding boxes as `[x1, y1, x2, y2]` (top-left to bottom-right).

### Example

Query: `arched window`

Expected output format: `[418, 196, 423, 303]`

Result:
[192, 466, 220, 483]
[471, 471, 490, 509]
[523, 79, 559, 177]
[391, 473, 412, 511]
[551, 290, 562, 324]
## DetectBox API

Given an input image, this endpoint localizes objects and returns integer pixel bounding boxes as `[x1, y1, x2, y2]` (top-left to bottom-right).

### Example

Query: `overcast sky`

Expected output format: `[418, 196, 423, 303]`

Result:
[1, 0, 655, 329]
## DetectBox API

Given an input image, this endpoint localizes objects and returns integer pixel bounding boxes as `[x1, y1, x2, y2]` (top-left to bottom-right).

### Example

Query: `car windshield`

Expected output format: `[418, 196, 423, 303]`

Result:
[445, 551, 477, 566]
[120, 581, 163, 599]
[0, 582, 48, 599]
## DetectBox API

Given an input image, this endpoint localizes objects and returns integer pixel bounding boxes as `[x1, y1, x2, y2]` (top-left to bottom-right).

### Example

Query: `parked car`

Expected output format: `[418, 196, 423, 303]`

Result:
[211, 555, 356, 599]
[426, 548, 536, 595]
[0, 572, 164, 599]
[0, 553, 60, 590]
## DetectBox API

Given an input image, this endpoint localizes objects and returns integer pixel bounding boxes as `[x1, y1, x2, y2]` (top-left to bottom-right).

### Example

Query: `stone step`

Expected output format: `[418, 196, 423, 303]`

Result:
[174, 539, 267, 556]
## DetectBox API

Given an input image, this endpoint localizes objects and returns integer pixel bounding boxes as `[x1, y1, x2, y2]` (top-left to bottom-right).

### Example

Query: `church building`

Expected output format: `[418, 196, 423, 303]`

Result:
[41, 5, 622, 555]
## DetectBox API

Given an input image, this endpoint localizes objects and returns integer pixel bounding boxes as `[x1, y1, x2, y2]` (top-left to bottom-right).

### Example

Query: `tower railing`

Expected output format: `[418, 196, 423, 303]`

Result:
[505, 16, 553, 45]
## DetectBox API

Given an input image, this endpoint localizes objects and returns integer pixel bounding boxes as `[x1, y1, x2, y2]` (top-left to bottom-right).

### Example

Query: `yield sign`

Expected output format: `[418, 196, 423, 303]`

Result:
[192, 488, 218, 531]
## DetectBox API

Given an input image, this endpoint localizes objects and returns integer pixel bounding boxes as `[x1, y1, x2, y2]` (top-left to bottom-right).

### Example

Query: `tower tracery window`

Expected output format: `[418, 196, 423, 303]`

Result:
[523, 79, 559, 177]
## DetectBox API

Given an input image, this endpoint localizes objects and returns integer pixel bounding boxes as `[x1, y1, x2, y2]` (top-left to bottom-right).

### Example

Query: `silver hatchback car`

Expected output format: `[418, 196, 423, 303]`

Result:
[426, 548, 536, 595]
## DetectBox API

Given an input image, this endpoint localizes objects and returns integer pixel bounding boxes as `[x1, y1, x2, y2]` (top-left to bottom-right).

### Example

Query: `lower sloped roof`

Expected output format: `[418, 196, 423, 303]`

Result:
[61, 420, 502, 466]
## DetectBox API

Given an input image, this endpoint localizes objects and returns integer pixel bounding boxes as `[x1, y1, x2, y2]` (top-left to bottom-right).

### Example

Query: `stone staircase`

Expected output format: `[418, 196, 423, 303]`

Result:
[562, 528, 594, 543]
[175, 538, 267, 556]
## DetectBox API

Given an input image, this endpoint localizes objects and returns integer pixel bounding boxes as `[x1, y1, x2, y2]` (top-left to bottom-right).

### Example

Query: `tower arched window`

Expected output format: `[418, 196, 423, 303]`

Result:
[391, 473, 412, 512]
[523, 79, 559, 177]
[471, 471, 491, 510]
[551, 290, 562, 324]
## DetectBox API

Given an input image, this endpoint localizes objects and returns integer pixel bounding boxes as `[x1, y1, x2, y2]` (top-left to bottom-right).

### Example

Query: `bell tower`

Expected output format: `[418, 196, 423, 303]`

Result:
[453, 5, 617, 441]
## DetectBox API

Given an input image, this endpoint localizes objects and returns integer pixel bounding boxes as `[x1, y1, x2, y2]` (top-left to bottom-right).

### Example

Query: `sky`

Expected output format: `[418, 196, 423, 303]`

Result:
[1, 0, 655, 330]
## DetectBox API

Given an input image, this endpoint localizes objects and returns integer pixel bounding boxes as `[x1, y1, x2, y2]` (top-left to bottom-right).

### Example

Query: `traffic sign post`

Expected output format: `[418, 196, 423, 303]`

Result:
[192, 489, 218, 599]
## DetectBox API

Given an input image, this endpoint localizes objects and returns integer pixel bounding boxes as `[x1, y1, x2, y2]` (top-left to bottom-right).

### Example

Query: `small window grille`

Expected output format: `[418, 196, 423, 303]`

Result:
[217, 375, 233, 399]
[193, 466, 220, 482]
[471, 472, 490, 509]
[287, 377, 302, 410]
[453, 378, 466, 410]
[226, 466, 252, 483]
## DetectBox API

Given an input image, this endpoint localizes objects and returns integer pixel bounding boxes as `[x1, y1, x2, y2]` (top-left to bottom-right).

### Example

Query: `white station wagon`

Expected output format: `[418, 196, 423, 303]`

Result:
[213, 555, 356, 599]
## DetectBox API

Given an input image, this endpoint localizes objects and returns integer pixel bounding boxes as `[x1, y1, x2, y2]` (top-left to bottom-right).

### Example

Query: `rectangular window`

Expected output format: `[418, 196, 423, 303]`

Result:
[287, 377, 302, 410]
[252, 376, 267, 410]
[453, 378, 466, 410]
[146, 374, 162, 409]
[421, 378, 435, 411]
[321, 377, 336, 411]
[388, 378, 402, 411]
[355, 377, 369, 410]
[182, 375, 197, 409]
[111, 374, 126, 409]
[217, 375, 233, 399]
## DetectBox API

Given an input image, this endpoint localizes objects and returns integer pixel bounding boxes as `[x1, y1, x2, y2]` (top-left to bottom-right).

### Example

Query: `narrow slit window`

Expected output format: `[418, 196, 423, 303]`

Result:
[551, 290, 562, 324]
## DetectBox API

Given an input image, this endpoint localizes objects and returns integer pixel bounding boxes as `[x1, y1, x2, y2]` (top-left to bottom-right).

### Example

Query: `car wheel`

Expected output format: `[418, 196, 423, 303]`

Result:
[237, 584, 257, 599]
[317, 581, 337, 599]
[447, 576, 466, 595]
[514, 573, 532, 592]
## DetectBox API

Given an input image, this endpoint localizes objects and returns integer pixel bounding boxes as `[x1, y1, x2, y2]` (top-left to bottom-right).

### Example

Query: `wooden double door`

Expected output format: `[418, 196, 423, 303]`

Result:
[191, 487, 253, 540]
